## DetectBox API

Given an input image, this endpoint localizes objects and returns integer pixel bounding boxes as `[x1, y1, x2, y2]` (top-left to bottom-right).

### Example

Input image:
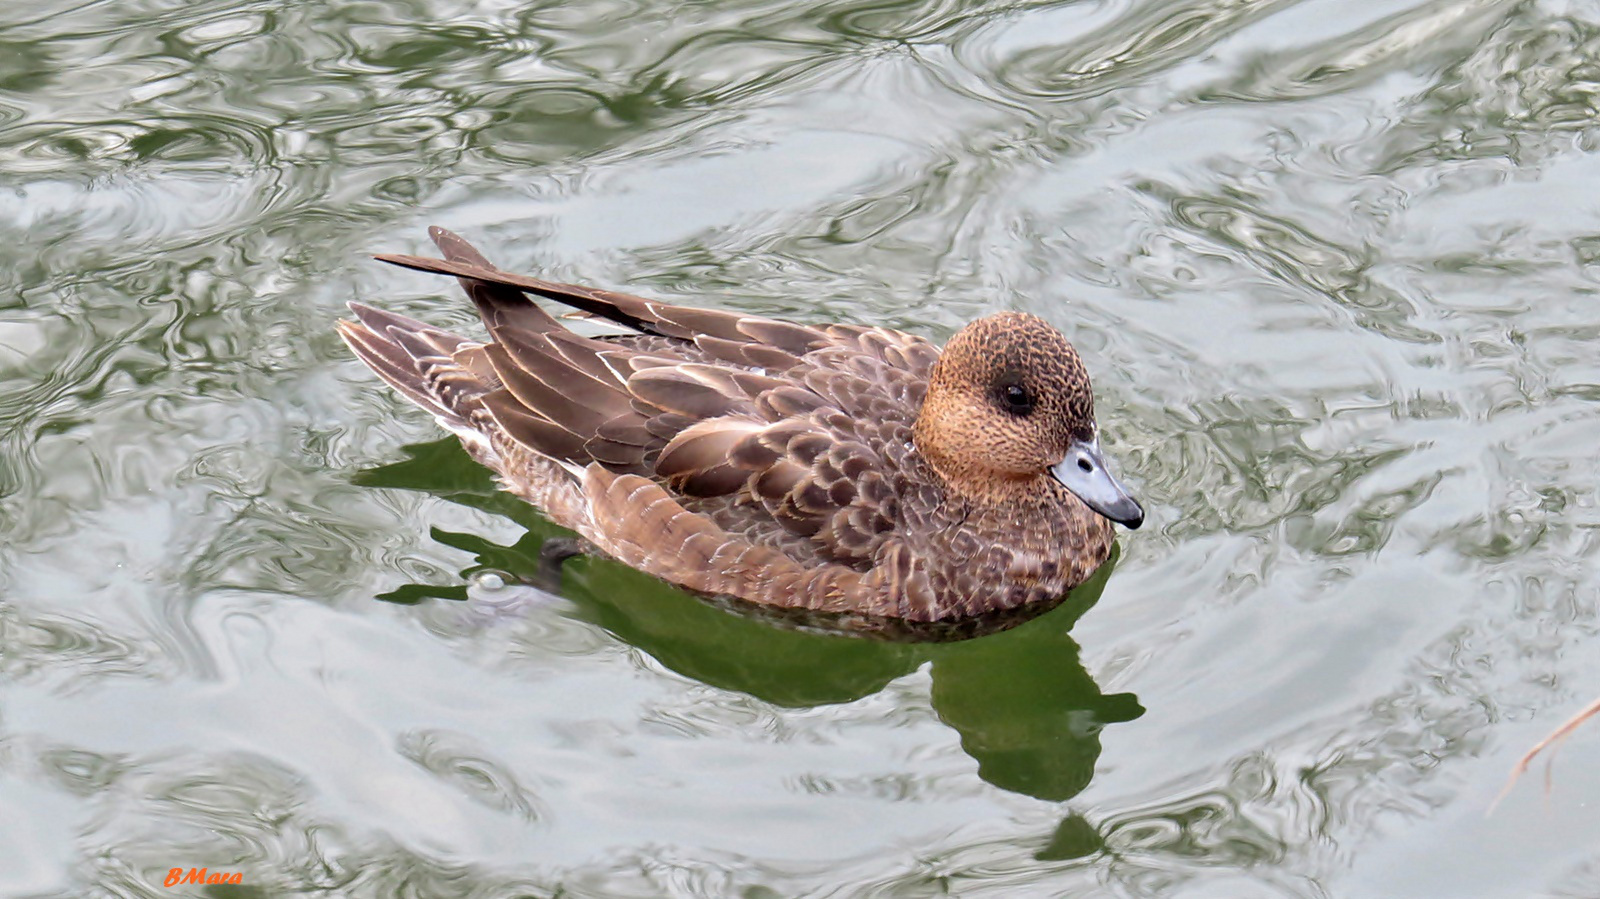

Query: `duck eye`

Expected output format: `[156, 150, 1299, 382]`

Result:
[999, 383, 1035, 416]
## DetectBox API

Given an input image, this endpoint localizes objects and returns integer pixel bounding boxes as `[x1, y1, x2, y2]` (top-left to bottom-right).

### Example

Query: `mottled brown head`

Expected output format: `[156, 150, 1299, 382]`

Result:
[914, 312, 1143, 527]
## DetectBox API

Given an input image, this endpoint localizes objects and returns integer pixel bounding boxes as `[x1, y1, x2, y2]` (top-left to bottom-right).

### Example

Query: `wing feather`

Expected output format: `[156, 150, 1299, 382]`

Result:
[348, 227, 950, 612]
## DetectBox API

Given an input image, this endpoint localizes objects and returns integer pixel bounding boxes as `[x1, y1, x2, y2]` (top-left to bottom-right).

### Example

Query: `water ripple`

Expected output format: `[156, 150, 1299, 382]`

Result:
[6, 0, 1600, 894]
[396, 729, 546, 821]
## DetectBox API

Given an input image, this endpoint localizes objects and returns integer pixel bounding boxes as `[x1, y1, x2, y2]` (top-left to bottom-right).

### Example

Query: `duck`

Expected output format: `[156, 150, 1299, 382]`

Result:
[339, 227, 1143, 624]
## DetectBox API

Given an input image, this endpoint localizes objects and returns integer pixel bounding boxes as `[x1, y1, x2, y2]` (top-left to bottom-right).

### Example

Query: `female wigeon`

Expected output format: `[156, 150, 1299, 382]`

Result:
[340, 227, 1142, 623]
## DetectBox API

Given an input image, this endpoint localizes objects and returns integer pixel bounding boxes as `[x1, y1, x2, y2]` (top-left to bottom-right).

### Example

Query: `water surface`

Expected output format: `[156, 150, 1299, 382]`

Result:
[4, 0, 1600, 895]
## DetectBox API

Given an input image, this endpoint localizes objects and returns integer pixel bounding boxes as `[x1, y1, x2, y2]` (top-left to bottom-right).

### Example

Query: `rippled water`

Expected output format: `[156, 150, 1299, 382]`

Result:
[4, 0, 1600, 894]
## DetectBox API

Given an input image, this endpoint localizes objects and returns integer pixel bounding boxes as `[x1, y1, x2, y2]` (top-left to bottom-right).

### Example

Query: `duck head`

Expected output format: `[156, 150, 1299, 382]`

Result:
[913, 312, 1144, 529]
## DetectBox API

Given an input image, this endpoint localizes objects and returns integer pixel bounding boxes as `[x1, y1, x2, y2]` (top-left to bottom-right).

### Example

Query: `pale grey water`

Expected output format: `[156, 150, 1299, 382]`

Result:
[3, 0, 1600, 895]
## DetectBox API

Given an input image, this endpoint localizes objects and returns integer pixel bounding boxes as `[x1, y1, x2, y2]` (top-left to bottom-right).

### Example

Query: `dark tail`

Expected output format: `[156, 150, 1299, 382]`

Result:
[338, 228, 553, 428]
[426, 226, 566, 335]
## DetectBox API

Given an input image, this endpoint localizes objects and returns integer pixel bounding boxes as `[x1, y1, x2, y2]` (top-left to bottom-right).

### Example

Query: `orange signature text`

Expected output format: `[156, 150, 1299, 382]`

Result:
[163, 867, 244, 887]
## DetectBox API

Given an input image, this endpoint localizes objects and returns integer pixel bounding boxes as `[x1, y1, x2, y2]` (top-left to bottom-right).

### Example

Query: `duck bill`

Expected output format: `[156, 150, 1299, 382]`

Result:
[1049, 437, 1144, 529]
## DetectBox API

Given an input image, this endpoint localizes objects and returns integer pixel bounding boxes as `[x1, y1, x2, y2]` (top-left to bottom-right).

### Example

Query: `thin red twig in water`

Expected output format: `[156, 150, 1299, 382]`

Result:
[1489, 695, 1600, 816]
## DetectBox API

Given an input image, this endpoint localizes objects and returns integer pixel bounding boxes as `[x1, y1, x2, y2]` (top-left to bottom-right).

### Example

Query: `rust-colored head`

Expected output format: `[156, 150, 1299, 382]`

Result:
[914, 312, 1142, 527]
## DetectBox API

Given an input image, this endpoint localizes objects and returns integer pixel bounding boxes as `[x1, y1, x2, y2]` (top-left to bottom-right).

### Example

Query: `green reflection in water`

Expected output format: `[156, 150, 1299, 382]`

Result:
[358, 437, 1143, 802]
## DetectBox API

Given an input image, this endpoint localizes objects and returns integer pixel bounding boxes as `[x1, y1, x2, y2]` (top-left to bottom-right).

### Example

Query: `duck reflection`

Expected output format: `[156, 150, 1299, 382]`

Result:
[357, 439, 1142, 802]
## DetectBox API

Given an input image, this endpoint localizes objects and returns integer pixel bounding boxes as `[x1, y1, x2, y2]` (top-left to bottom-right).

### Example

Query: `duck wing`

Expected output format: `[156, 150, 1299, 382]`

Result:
[360, 229, 944, 581]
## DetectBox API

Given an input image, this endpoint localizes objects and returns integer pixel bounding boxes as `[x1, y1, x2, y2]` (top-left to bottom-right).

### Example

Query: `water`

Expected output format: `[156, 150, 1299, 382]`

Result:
[3, 0, 1600, 894]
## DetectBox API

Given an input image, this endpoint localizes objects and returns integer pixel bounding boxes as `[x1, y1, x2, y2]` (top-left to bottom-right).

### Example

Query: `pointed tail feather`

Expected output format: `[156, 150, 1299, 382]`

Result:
[374, 251, 669, 336]
[337, 304, 491, 430]
[423, 226, 565, 336]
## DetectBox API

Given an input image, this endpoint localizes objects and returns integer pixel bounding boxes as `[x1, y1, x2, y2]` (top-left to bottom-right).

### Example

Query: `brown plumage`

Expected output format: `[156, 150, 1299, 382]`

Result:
[339, 227, 1143, 624]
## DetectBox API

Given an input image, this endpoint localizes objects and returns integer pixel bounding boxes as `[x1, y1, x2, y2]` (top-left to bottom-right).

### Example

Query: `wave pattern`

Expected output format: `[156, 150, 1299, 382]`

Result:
[4, 0, 1600, 894]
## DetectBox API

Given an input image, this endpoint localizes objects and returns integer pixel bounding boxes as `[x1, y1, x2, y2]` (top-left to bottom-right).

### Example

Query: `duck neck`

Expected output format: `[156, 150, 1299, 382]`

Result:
[912, 419, 1042, 507]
